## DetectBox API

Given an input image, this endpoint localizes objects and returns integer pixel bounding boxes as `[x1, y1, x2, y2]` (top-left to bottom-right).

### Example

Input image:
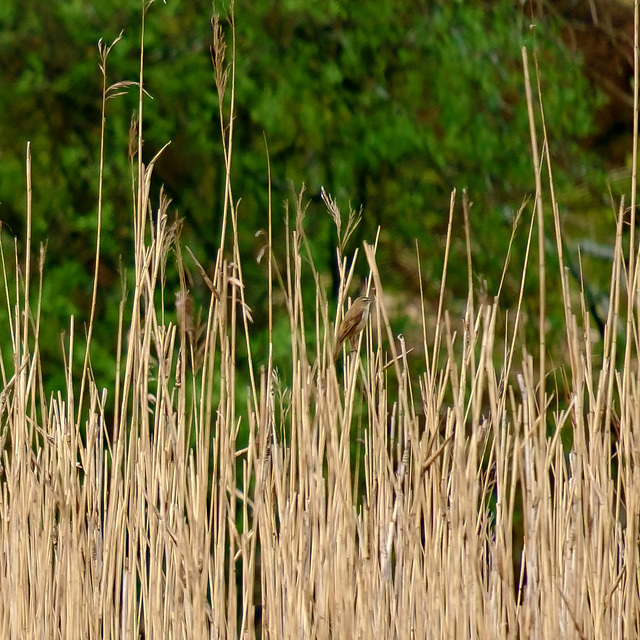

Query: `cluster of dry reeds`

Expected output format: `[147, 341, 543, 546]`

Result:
[0, 3, 639, 639]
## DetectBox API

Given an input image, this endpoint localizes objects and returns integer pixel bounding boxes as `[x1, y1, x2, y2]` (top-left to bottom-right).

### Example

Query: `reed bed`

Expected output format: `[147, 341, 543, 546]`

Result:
[0, 4, 638, 639]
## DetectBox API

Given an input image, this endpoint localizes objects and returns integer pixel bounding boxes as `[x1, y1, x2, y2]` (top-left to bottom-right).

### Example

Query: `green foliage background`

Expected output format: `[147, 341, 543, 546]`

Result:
[0, 0, 615, 392]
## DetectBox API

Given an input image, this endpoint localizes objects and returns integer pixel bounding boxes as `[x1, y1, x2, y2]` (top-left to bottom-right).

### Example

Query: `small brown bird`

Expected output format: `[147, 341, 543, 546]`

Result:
[333, 295, 375, 360]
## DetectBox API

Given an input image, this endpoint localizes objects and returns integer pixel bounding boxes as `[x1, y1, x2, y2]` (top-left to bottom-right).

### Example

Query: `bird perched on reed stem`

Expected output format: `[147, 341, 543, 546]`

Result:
[333, 295, 374, 360]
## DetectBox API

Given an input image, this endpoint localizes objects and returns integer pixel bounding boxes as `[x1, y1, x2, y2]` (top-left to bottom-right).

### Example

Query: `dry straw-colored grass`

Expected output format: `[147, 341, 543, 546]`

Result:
[0, 3, 639, 639]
